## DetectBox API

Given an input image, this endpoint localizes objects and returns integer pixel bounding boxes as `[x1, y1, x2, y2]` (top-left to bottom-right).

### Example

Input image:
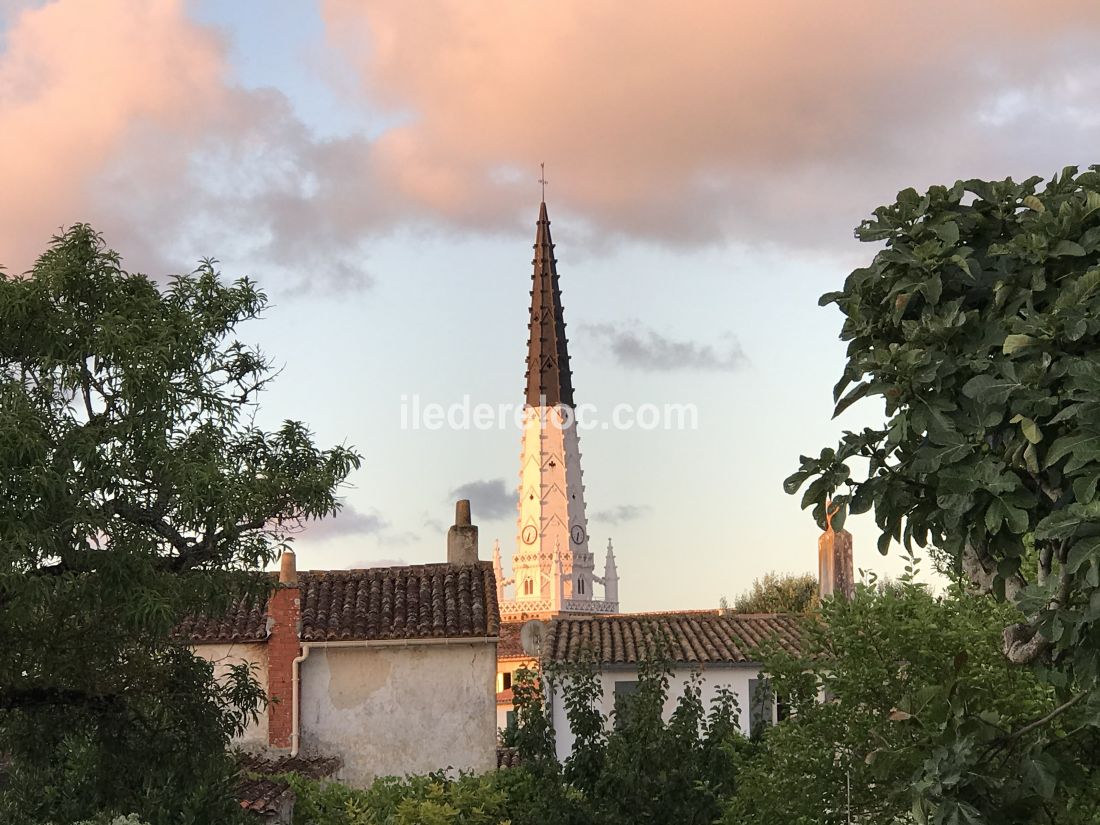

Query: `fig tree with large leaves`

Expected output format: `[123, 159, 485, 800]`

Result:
[0, 226, 359, 823]
[786, 167, 1100, 814]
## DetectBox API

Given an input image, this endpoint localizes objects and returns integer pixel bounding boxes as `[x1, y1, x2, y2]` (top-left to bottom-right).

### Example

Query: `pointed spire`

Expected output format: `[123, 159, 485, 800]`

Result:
[604, 538, 619, 605]
[492, 539, 505, 601]
[524, 200, 575, 407]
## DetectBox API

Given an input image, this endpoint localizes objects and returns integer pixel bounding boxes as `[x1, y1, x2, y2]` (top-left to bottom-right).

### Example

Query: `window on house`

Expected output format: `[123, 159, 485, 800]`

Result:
[776, 693, 790, 722]
[505, 710, 516, 730]
[613, 679, 641, 728]
[523, 578, 533, 595]
[502, 671, 512, 691]
[614, 680, 640, 700]
[748, 678, 776, 739]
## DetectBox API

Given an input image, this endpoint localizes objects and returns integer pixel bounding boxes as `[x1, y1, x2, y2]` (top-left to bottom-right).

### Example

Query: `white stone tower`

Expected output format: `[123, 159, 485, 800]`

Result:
[497, 200, 619, 620]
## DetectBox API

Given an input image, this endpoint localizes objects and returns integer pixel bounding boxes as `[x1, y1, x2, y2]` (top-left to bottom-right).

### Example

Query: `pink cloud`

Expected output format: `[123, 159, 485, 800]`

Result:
[0, 0, 227, 274]
[320, 1, 1100, 247]
[0, 1, 396, 286]
[5, 1, 1100, 286]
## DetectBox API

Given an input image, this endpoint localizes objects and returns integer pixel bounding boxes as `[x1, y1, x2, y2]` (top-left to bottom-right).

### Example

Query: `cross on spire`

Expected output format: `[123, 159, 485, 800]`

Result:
[538, 162, 548, 202]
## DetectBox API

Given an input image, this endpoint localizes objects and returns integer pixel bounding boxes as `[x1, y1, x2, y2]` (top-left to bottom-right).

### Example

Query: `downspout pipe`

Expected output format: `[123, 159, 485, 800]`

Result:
[290, 643, 312, 757]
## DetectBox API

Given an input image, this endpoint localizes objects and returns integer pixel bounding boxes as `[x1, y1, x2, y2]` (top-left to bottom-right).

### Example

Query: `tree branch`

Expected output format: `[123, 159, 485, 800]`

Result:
[1003, 692, 1085, 743]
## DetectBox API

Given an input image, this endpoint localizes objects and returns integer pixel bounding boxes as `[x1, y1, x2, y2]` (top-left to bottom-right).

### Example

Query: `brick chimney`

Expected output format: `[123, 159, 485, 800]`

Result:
[447, 500, 479, 564]
[818, 506, 854, 601]
[267, 548, 301, 749]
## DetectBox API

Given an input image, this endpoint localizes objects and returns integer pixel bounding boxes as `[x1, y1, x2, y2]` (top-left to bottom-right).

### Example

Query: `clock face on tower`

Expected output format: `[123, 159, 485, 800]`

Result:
[571, 524, 586, 545]
[521, 525, 538, 545]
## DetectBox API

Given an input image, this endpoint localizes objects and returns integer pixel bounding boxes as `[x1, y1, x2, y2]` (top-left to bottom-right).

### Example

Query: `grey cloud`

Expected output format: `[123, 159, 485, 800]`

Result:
[592, 504, 652, 525]
[583, 323, 747, 372]
[302, 503, 388, 541]
[448, 478, 515, 521]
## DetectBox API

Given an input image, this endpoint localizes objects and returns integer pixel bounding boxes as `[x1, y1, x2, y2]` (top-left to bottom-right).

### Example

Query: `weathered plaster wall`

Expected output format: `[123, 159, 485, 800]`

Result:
[548, 664, 769, 762]
[299, 642, 497, 787]
[191, 641, 269, 749]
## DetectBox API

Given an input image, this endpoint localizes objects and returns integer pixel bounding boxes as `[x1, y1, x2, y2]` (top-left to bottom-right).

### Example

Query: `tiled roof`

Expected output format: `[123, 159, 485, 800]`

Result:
[497, 621, 528, 659]
[496, 687, 514, 705]
[238, 753, 342, 780]
[497, 746, 522, 769]
[544, 611, 803, 666]
[236, 753, 341, 819]
[175, 591, 269, 644]
[300, 563, 499, 642]
[179, 562, 500, 644]
[236, 776, 294, 818]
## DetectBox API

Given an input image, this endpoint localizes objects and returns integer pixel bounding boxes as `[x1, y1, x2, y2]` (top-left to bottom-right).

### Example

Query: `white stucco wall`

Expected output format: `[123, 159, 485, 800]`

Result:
[191, 641, 269, 749]
[299, 641, 497, 787]
[547, 664, 772, 762]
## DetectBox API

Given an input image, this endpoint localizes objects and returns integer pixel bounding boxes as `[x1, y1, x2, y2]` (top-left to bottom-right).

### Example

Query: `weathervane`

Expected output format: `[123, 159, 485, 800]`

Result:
[539, 162, 548, 201]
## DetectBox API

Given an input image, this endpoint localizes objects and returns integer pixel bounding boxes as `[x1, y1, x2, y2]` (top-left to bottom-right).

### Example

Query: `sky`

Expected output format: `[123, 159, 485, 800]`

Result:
[4, 0, 1100, 609]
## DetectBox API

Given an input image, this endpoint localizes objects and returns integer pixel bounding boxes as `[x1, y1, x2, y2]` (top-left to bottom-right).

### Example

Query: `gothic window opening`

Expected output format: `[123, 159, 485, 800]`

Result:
[523, 578, 534, 596]
[577, 578, 585, 595]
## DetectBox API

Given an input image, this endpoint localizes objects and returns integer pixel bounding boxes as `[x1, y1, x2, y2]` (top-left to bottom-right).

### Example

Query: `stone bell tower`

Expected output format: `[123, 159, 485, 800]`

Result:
[495, 199, 619, 620]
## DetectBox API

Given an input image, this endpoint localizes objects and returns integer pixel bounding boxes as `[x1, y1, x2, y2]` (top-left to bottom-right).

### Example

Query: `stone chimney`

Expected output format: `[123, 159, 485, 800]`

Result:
[818, 505, 854, 601]
[447, 500, 479, 564]
[267, 548, 301, 749]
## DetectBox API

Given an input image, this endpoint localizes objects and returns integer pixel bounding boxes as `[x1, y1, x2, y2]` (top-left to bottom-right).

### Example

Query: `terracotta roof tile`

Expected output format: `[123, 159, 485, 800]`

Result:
[175, 591, 269, 644]
[236, 776, 294, 817]
[497, 746, 522, 769]
[544, 611, 802, 666]
[299, 562, 498, 642]
[497, 621, 528, 659]
[179, 562, 500, 645]
[238, 753, 342, 780]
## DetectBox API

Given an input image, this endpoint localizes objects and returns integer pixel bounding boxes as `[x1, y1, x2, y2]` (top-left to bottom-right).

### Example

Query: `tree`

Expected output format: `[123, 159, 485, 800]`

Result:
[730, 571, 818, 614]
[504, 658, 746, 825]
[727, 571, 1100, 824]
[785, 167, 1100, 676]
[0, 226, 359, 823]
[782, 168, 1100, 818]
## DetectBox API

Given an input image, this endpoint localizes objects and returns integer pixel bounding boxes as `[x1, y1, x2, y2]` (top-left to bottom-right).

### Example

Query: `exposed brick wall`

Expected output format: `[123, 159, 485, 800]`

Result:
[266, 583, 301, 749]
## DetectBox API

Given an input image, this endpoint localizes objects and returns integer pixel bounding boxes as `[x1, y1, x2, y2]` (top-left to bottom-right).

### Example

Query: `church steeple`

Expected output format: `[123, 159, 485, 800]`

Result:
[497, 196, 621, 620]
[524, 201, 575, 407]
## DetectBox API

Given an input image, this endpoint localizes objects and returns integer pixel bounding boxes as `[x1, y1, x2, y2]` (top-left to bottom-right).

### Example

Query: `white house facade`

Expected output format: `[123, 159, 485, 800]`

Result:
[538, 611, 803, 761]
[184, 546, 500, 788]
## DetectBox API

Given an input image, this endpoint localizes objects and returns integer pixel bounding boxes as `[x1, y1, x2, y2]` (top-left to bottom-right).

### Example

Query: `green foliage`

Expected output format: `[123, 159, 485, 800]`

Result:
[727, 569, 1100, 824]
[0, 227, 359, 823]
[285, 771, 512, 825]
[294, 659, 746, 825]
[505, 656, 747, 825]
[732, 570, 818, 614]
[786, 168, 1100, 676]
[782, 167, 1100, 818]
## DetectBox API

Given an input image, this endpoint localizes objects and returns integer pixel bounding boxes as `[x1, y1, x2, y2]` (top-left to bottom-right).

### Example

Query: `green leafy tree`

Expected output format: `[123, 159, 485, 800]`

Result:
[727, 570, 1100, 825]
[787, 167, 1100, 680]
[0, 226, 359, 823]
[505, 657, 746, 825]
[731, 571, 818, 614]
[783, 168, 1100, 819]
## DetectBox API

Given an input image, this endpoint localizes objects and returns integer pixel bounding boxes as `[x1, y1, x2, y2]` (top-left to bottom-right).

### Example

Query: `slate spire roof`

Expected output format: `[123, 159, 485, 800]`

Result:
[524, 201, 575, 407]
